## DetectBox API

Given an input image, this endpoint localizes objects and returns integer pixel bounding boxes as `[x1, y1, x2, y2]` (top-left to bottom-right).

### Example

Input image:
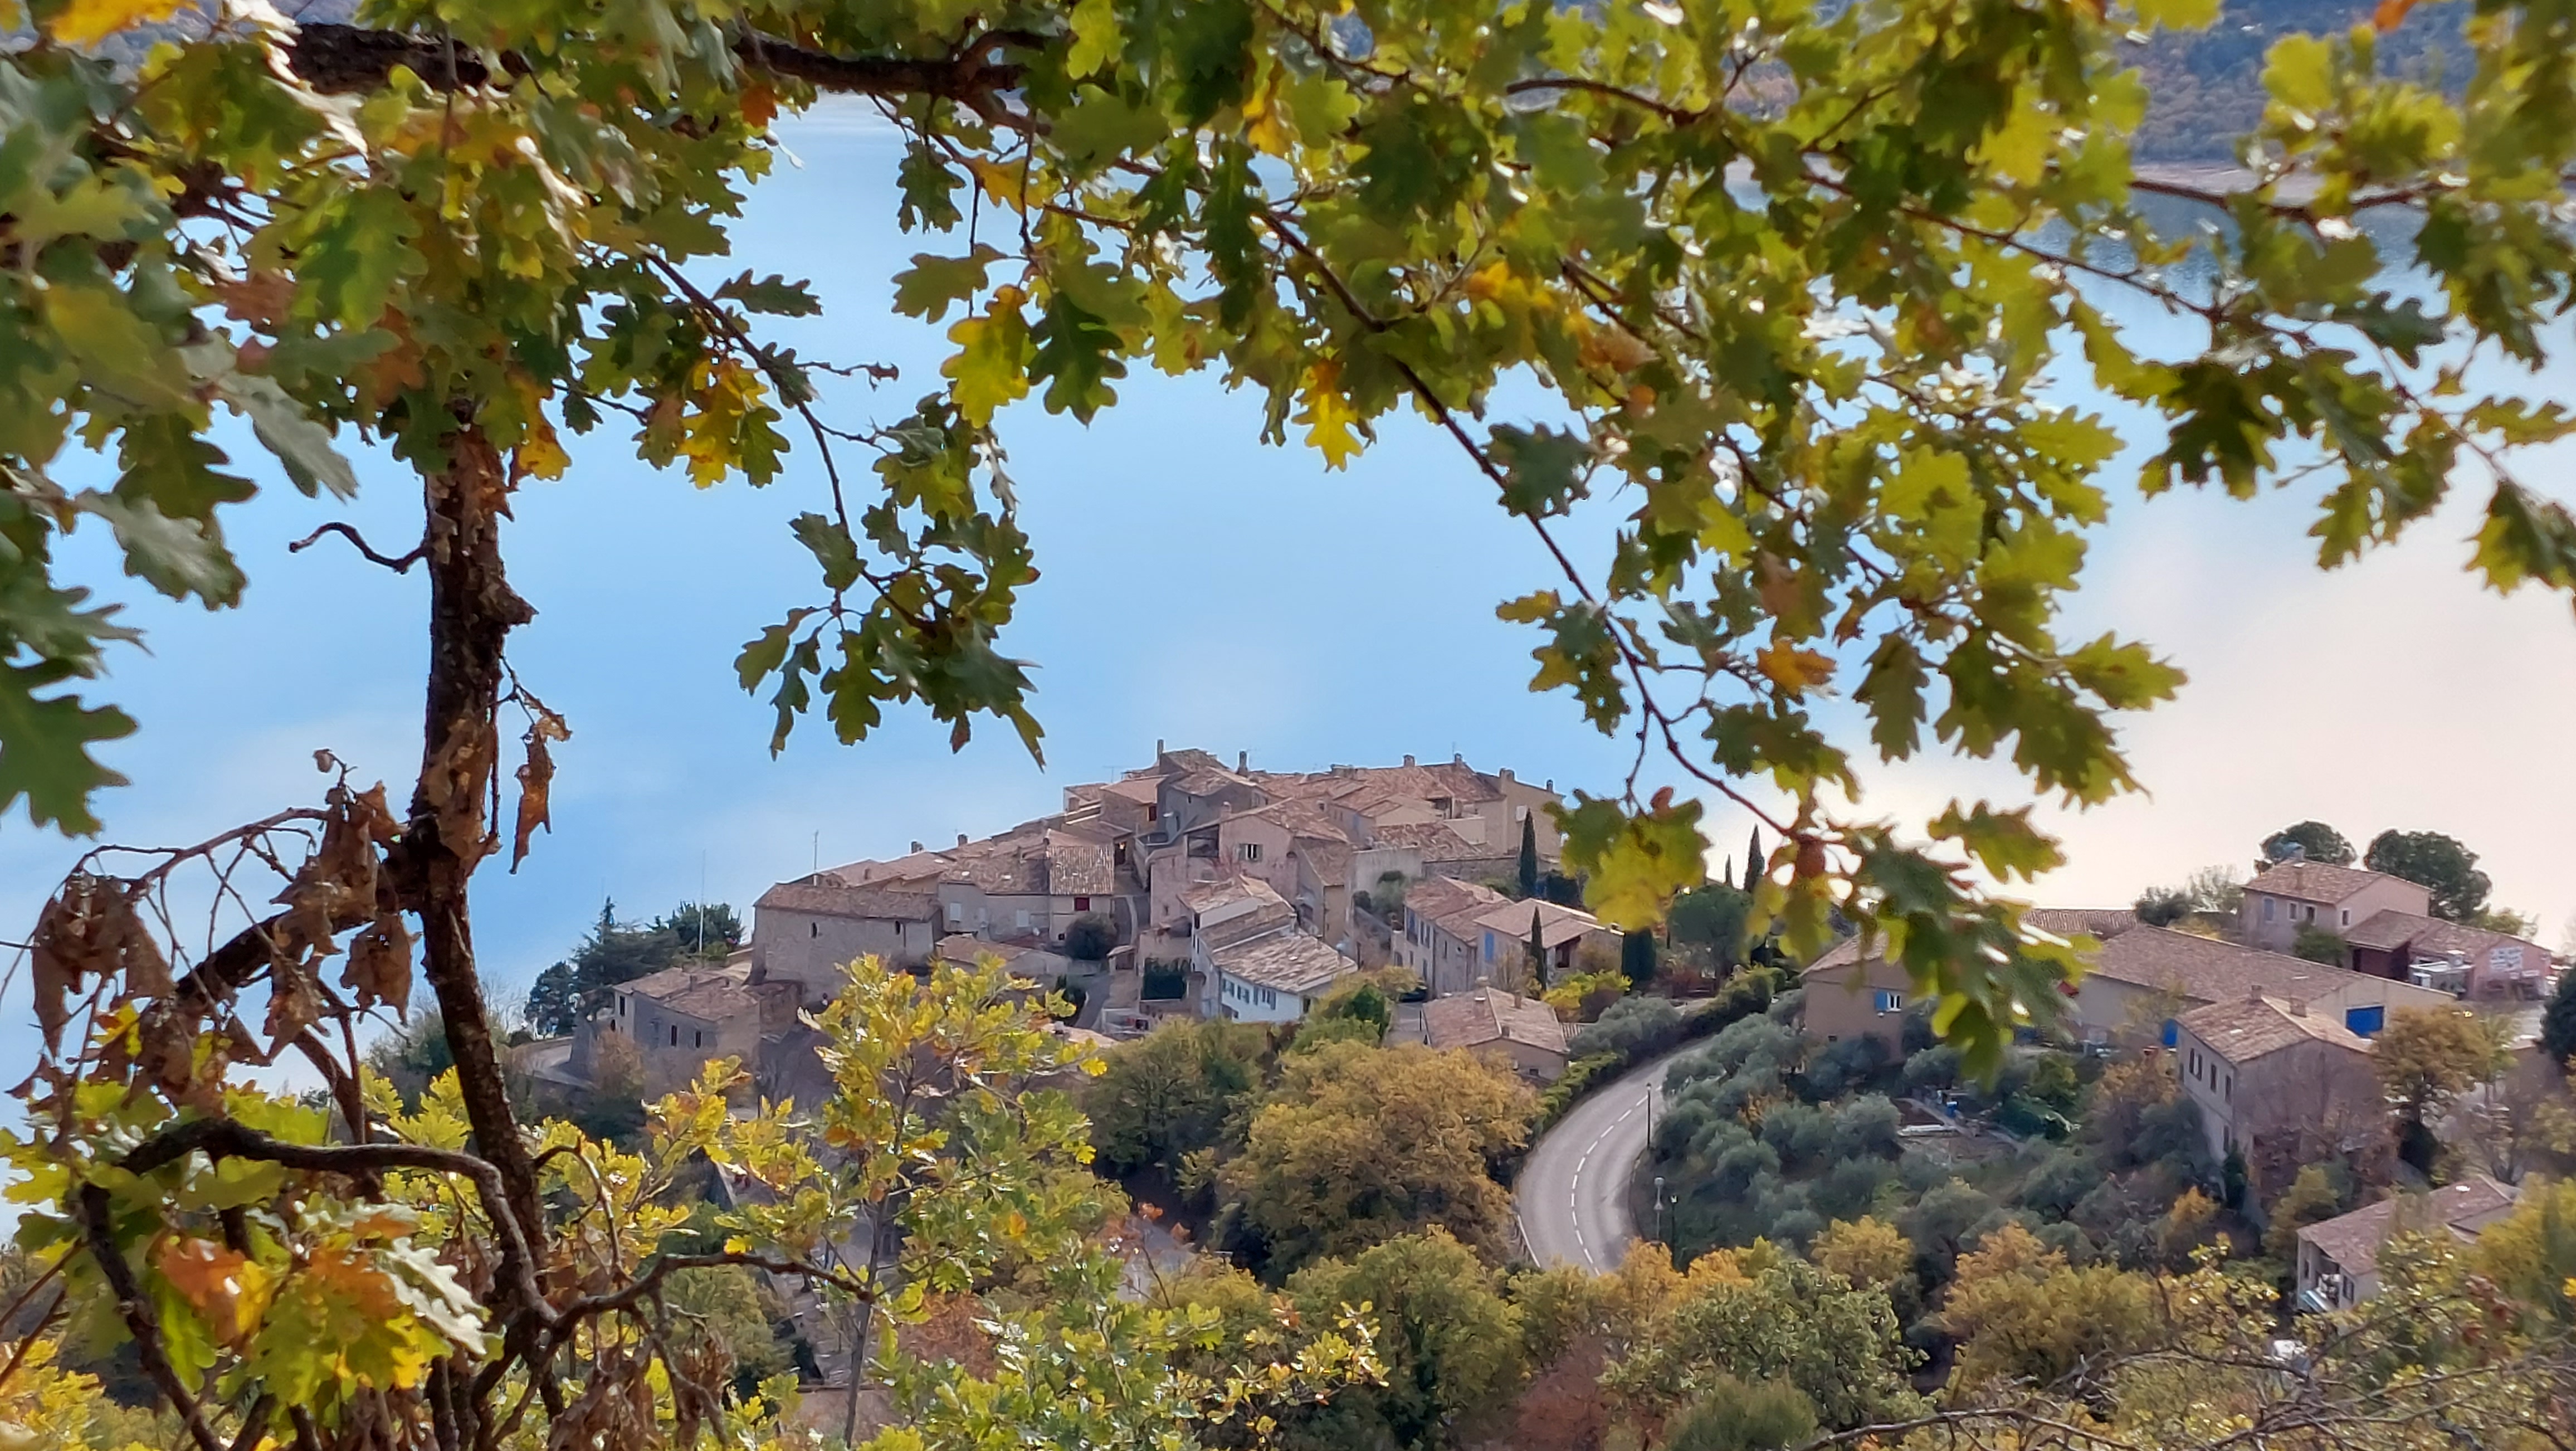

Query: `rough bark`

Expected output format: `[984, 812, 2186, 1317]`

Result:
[287, 21, 1031, 108]
[399, 424, 546, 1334]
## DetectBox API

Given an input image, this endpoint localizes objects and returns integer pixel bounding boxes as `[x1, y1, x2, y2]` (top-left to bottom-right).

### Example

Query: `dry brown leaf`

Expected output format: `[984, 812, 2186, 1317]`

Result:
[2373, 0, 2417, 29]
[265, 956, 322, 1048]
[509, 710, 570, 874]
[134, 1006, 198, 1099]
[421, 718, 498, 861]
[97, 889, 170, 999]
[342, 913, 414, 1017]
[216, 272, 295, 328]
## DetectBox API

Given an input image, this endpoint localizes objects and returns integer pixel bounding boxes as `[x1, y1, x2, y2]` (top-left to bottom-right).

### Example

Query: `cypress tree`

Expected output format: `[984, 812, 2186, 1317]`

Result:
[1516, 812, 1540, 899]
[1620, 929, 1657, 990]
[2544, 965, 2576, 1065]
[1528, 906, 1549, 991]
[1743, 829, 1763, 892]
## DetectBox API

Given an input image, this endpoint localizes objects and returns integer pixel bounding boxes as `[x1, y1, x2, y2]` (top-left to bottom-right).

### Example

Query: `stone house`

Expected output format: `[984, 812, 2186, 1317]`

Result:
[2341, 911, 2551, 1000]
[1466, 898, 1616, 994]
[1798, 943, 1929, 1051]
[2295, 1176, 2519, 1310]
[1423, 985, 1570, 1082]
[1397, 876, 1514, 997]
[1800, 908, 2455, 1052]
[1185, 878, 1358, 1025]
[748, 881, 941, 1004]
[2242, 861, 2431, 955]
[2068, 921, 2455, 1043]
[2174, 991, 2382, 1170]
[576, 962, 801, 1098]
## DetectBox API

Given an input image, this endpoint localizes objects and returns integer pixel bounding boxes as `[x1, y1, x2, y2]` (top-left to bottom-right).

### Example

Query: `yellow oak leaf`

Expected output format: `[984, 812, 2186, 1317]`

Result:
[1295, 361, 1364, 469]
[156, 1237, 273, 1344]
[1757, 638, 1836, 695]
[46, 0, 184, 45]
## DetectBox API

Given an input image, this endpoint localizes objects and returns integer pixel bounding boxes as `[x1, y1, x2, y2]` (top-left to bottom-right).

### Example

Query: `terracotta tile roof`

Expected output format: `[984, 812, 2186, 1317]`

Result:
[2177, 993, 2372, 1064]
[945, 824, 1117, 897]
[1471, 898, 1605, 953]
[1100, 775, 1163, 805]
[1294, 834, 1354, 886]
[2246, 860, 2396, 905]
[1408, 877, 1513, 942]
[755, 882, 940, 922]
[1209, 929, 1355, 997]
[2345, 909, 2539, 961]
[1801, 907, 2138, 978]
[2297, 1176, 2519, 1280]
[1423, 986, 1569, 1056]
[1372, 820, 1487, 861]
[823, 850, 953, 887]
[2089, 926, 2360, 1006]
[1171, 767, 1256, 797]
[1183, 874, 1286, 915]
[622, 965, 759, 1022]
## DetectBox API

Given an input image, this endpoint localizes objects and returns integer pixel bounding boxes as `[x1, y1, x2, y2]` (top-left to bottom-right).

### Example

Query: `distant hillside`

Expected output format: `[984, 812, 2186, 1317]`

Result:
[2126, 0, 2472, 162]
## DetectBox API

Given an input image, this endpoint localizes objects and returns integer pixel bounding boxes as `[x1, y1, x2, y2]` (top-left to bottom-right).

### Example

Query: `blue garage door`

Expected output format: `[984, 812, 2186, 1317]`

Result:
[2345, 1005, 2385, 1038]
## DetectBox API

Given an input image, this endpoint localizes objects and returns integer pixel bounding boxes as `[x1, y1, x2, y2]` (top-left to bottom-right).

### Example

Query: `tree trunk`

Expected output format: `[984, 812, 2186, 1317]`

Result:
[401, 423, 546, 1292]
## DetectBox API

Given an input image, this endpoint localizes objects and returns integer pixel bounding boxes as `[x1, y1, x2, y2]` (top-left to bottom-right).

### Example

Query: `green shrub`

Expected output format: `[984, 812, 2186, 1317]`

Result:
[1667, 1375, 1819, 1451]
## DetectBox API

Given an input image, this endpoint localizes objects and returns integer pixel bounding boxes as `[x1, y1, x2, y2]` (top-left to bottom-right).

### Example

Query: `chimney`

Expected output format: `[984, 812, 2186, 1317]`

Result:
[2283, 842, 2306, 863]
[2287, 998, 2307, 1016]
[1545, 778, 1554, 791]
[957, 832, 969, 848]
[1403, 753, 1417, 767]
[2247, 983, 2265, 1002]
[1238, 749, 1249, 773]
[1156, 738, 1165, 757]
[1454, 751, 1464, 764]
[910, 840, 924, 854]
[1499, 768, 1514, 783]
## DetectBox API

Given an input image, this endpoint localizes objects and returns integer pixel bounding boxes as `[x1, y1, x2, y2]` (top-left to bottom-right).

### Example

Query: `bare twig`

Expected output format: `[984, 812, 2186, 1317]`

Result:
[289, 521, 427, 573]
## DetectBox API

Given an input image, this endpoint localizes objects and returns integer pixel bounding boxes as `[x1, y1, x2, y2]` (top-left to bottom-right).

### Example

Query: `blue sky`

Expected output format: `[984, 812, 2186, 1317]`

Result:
[4, 103, 2574, 1073]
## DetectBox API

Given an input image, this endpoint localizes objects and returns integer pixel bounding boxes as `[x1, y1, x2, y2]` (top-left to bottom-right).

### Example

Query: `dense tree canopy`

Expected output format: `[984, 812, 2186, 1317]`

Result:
[2260, 820, 2355, 868]
[524, 898, 742, 1036]
[2364, 829, 2495, 922]
[10, 0, 2576, 1079]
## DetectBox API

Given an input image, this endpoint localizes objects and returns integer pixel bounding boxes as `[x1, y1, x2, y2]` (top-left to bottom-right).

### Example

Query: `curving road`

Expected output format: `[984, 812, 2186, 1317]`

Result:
[1516, 1045, 1698, 1270]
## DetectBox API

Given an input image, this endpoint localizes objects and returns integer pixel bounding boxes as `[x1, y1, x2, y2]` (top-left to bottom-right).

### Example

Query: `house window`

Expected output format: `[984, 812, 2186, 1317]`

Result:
[669, 1025, 678, 1047]
[1873, 990, 1904, 1014]
[2262, 898, 2275, 923]
[1483, 931, 1496, 960]
[810, 922, 819, 938]
[948, 901, 964, 924]
[1237, 843, 1262, 863]
[2224, 1073, 2232, 1101]
[1146, 803, 1159, 822]
[1016, 910, 1031, 930]
[1074, 896, 1091, 912]
[694, 1029, 703, 1049]
[2340, 909, 2350, 926]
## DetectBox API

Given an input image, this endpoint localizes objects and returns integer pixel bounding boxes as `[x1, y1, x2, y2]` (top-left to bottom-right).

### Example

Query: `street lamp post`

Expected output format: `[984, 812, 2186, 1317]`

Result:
[1652, 1175, 1666, 1243]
